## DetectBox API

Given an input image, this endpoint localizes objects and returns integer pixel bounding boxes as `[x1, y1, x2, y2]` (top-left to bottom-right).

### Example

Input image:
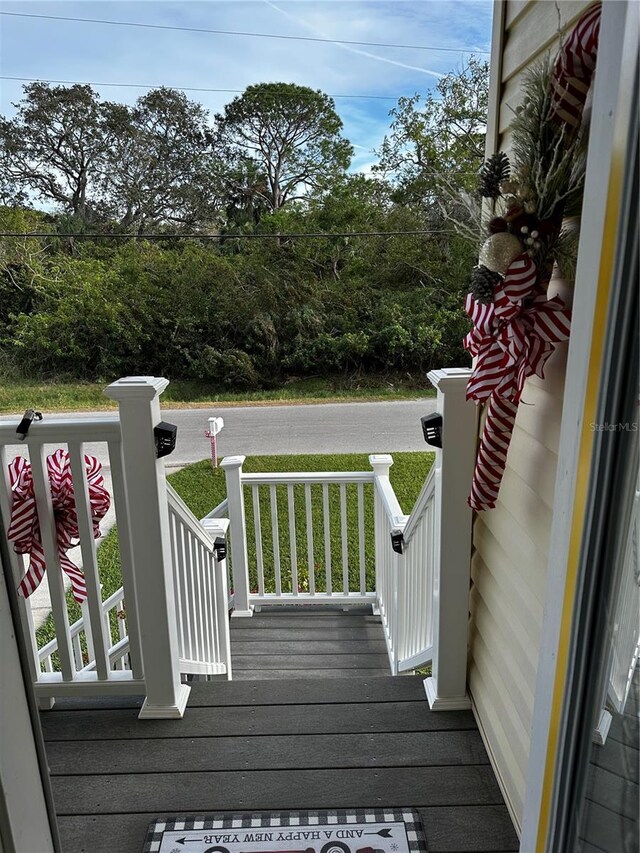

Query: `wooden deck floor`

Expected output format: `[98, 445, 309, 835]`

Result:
[41, 608, 519, 853]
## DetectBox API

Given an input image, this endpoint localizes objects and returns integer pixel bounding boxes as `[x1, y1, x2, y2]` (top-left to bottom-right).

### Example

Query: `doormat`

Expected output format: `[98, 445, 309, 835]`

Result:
[143, 809, 428, 853]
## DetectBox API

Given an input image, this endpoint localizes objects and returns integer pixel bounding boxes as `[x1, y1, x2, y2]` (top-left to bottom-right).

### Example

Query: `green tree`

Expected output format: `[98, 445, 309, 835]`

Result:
[375, 57, 489, 208]
[100, 88, 221, 231]
[0, 84, 109, 219]
[215, 83, 352, 212]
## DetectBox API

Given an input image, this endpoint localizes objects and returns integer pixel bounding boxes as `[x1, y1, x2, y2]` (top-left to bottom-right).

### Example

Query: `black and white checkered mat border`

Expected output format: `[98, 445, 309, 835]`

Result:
[143, 809, 427, 853]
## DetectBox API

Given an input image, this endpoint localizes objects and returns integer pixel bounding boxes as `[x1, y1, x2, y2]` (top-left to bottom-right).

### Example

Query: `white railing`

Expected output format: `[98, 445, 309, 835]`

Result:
[220, 456, 376, 613]
[371, 455, 436, 675]
[38, 588, 130, 674]
[201, 498, 234, 609]
[608, 478, 640, 713]
[167, 483, 232, 678]
[215, 369, 476, 695]
[0, 416, 146, 700]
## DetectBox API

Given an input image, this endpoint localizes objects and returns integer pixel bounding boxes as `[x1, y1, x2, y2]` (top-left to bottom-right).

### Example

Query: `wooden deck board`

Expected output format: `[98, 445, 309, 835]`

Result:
[42, 607, 519, 853]
[41, 701, 477, 740]
[46, 730, 490, 775]
[49, 676, 428, 709]
[52, 765, 504, 814]
[230, 640, 389, 655]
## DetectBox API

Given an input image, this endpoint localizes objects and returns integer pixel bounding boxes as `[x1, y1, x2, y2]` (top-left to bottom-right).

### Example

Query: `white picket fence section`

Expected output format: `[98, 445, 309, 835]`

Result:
[167, 483, 232, 677]
[607, 476, 640, 713]
[221, 456, 376, 611]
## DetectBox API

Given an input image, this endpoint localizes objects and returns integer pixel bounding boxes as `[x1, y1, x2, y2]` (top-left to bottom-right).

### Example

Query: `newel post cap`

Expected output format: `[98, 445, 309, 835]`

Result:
[104, 376, 170, 401]
[220, 455, 246, 470]
[369, 453, 394, 471]
[427, 367, 472, 393]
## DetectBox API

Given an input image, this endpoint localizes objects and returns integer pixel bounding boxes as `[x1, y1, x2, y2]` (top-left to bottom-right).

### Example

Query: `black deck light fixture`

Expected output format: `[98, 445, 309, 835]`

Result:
[153, 421, 178, 458]
[421, 412, 443, 448]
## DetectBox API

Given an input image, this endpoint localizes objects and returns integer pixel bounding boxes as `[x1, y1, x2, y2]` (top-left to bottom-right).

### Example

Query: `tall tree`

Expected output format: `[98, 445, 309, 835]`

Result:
[375, 57, 489, 208]
[100, 87, 221, 231]
[0, 83, 108, 219]
[215, 83, 352, 212]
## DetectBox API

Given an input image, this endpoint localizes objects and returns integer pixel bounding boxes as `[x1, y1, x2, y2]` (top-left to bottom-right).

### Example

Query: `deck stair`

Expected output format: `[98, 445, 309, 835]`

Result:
[229, 606, 391, 679]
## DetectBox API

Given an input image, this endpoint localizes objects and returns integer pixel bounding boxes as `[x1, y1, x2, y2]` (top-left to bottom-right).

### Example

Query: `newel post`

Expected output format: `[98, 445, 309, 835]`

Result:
[105, 376, 190, 719]
[424, 367, 477, 710]
[220, 456, 253, 617]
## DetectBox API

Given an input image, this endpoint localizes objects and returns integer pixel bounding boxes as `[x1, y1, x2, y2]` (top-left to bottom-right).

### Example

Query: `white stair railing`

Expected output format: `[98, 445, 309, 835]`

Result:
[370, 454, 436, 675]
[370, 368, 477, 695]
[396, 467, 437, 671]
[167, 483, 232, 678]
[38, 588, 129, 674]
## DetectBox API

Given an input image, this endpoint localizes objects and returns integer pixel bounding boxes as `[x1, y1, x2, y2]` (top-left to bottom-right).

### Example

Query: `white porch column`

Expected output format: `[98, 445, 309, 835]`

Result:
[105, 376, 190, 719]
[220, 455, 253, 617]
[424, 367, 477, 710]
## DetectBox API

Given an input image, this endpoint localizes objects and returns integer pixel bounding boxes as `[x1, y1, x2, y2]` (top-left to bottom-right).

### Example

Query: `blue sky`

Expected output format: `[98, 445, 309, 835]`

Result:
[0, 0, 493, 174]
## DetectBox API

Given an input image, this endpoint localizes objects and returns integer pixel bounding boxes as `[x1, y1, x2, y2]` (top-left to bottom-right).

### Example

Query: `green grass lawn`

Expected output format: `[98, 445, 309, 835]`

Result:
[34, 451, 434, 659]
[0, 375, 434, 413]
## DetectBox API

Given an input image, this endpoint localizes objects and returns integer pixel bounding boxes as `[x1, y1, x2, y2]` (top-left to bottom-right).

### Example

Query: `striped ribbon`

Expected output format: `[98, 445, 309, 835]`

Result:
[550, 2, 601, 130]
[7, 449, 111, 603]
[464, 255, 571, 510]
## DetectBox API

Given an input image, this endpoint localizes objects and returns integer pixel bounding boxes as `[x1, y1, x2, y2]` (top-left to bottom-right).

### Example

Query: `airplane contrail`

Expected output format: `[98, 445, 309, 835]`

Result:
[263, 0, 443, 79]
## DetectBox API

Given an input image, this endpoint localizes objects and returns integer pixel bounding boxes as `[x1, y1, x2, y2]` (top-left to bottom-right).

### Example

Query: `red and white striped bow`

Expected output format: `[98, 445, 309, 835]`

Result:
[550, 2, 601, 130]
[464, 255, 571, 510]
[7, 449, 111, 603]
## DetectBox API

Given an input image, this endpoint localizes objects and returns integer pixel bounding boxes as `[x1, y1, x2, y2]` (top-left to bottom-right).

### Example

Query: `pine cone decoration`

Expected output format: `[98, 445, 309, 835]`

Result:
[478, 152, 511, 198]
[470, 265, 501, 304]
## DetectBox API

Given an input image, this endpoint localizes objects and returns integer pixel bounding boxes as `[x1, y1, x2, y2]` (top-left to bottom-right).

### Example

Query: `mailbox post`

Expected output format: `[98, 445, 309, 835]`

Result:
[205, 416, 224, 467]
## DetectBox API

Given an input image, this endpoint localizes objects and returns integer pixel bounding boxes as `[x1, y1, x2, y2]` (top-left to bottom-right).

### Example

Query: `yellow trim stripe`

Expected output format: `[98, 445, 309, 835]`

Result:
[535, 144, 625, 849]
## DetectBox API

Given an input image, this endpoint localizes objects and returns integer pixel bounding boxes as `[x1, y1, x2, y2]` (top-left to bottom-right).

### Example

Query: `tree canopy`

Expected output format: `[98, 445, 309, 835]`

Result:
[215, 83, 353, 212]
[0, 66, 488, 389]
[375, 57, 489, 207]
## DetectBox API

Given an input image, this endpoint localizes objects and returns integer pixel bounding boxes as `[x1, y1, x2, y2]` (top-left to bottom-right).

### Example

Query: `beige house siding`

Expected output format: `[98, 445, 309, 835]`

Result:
[467, 0, 594, 832]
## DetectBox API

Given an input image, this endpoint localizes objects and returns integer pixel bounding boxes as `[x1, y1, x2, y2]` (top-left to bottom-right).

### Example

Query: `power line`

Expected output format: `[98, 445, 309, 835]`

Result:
[0, 230, 442, 240]
[0, 11, 490, 55]
[0, 76, 400, 102]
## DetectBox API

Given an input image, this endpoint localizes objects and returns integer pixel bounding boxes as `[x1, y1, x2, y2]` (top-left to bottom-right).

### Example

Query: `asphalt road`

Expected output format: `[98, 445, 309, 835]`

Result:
[166, 399, 436, 464]
[3, 399, 437, 467]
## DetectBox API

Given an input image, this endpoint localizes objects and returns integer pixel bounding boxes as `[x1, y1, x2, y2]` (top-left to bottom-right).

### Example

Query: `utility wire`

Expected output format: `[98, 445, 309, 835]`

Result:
[0, 11, 490, 55]
[0, 75, 401, 102]
[0, 230, 441, 240]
